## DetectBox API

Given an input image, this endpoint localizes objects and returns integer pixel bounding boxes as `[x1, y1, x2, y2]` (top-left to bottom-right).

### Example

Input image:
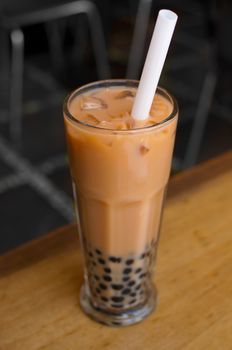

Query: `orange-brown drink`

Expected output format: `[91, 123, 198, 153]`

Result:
[63, 80, 178, 326]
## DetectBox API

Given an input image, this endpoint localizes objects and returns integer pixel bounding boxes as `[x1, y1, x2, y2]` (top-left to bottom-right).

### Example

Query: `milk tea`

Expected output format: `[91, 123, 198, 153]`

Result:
[64, 80, 178, 326]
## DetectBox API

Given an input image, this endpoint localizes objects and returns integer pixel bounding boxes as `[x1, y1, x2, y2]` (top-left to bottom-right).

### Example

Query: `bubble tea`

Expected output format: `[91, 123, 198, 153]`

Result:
[63, 80, 178, 326]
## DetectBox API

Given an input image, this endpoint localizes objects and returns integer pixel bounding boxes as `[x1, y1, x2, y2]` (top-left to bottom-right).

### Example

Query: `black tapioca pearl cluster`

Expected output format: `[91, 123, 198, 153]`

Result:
[109, 256, 121, 263]
[111, 296, 124, 303]
[104, 267, 111, 273]
[123, 276, 130, 282]
[122, 288, 131, 295]
[126, 259, 134, 265]
[83, 241, 157, 310]
[98, 258, 105, 265]
[99, 283, 107, 290]
[101, 296, 108, 302]
[128, 280, 135, 287]
[103, 275, 112, 282]
[111, 284, 123, 290]
[123, 268, 132, 275]
[135, 284, 142, 291]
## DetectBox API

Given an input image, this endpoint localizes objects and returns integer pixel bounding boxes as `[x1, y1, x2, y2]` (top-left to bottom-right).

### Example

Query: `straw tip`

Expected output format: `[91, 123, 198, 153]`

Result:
[159, 9, 178, 22]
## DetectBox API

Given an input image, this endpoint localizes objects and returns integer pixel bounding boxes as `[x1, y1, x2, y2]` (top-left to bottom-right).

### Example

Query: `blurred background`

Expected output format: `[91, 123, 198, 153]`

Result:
[0, 0, 231, 253]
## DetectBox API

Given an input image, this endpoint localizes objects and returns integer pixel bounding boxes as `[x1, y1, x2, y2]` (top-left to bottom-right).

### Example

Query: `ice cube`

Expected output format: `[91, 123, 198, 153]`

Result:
[80, 96, 107, 110]
[98, 120, 113, 129]
[146, 119, 157, 127]
[115, 121, 127, 130]
[140, 144, 149, 155]
[115, 90, 135, 99]
[84, 114, 100, 125]
[121, 111, 130, 118]
[125, 118, 135, 129]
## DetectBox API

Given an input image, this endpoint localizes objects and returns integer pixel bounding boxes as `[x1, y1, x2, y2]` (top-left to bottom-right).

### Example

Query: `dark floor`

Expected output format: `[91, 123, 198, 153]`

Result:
[0, 0, 232, 253]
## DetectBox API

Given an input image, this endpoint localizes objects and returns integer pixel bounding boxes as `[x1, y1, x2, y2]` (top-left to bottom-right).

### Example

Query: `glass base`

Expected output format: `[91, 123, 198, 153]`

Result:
[80, 284, 157, 327]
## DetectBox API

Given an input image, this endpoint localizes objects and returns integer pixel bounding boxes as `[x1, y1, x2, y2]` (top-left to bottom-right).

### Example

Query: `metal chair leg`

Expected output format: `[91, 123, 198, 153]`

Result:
[45, 20, 65, 73]
[9, 28, 24, 147]
[183, 70, 217, 168]
[126, 0, 152, 78]
[42, 0, 111, 79]
[0, 29, 10, 120]
[85, 1, 111, 78]
[0, 29, 10, 83]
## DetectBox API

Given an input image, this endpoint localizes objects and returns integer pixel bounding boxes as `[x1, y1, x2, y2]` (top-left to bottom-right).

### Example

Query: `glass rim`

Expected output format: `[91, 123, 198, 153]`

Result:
[63, 79, 178, 133]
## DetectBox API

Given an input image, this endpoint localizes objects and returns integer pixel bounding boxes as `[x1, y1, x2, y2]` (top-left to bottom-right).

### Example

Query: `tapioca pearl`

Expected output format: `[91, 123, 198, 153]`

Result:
[130, 292, 136, 297]
[92, 261, 97, 266]
[122, 288, 131, 295]
[94, 275, 100, 281]
[111, 304, 123, 308]
[135, 284, 141, 290]
[95, 249, 102, 255]
[135, 268, 142, 274]
[101, 296, 108, 302]
[125, 259, 134, 266]
[104, 267, 111, 274]
[103, 275, 112, 282]
[98, 258, 106, 265]
[109, 256, 121, 263]
[128, 280, 136, 287]
[96, 288, 101, 294]
[123, 268, 132, 275]
[139, 273, 147, 279]
[111, 296, 124, 303]
[88, 251, 93, 258]
[123, 276, 130, 282]
[99, 283, 107, 290]
[129, 299, 137, 305]
[111, 284, 123, 291]
[140, 253, 146, 259]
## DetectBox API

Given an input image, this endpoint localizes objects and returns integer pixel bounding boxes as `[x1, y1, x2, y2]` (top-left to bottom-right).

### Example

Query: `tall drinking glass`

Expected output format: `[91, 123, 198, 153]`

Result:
[63, 80, 178, 326]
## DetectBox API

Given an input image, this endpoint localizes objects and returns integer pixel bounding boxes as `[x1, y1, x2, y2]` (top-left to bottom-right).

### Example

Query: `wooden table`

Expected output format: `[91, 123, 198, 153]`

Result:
[1, 152, 232, 350]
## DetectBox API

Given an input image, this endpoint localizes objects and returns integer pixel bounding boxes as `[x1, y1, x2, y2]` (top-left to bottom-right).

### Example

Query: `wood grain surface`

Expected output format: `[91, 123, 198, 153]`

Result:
[0, 152, 232, 350]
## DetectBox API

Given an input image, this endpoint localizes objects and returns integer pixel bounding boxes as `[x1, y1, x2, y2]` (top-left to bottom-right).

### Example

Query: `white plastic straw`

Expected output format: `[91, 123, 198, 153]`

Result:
[132, 9, 178, 120]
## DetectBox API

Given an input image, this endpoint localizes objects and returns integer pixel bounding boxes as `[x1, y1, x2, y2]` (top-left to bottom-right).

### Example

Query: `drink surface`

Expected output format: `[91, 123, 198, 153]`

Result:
[69, 86, 173, 129]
